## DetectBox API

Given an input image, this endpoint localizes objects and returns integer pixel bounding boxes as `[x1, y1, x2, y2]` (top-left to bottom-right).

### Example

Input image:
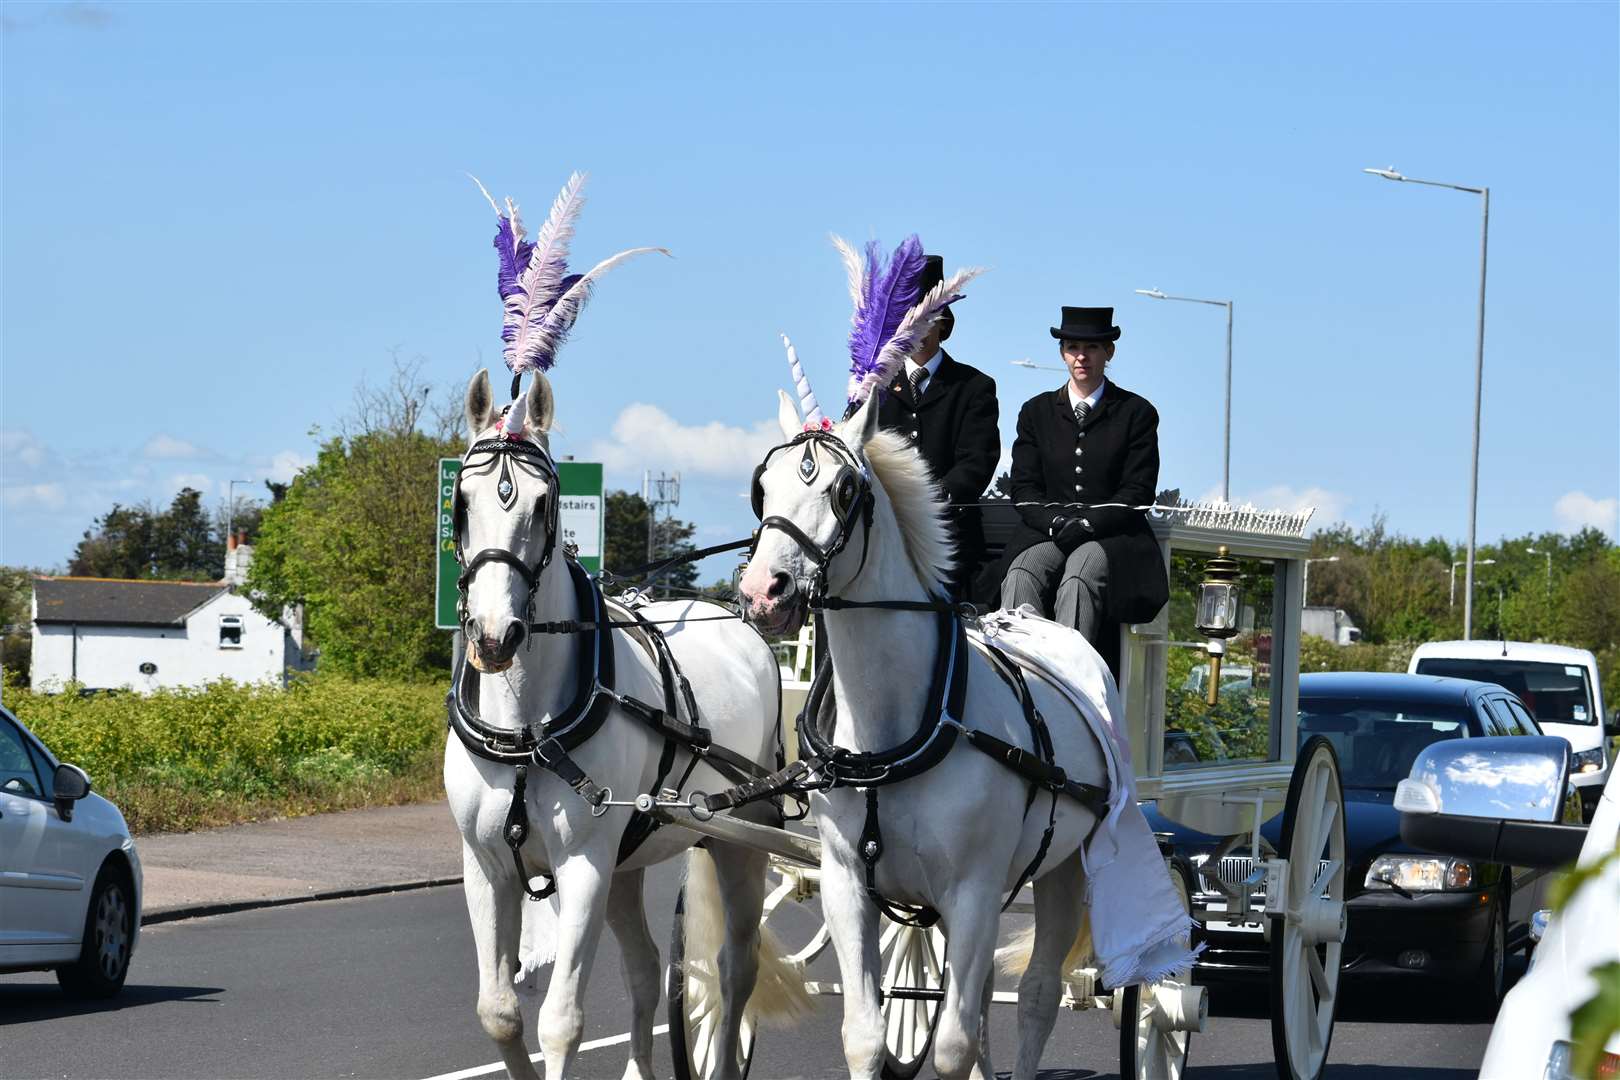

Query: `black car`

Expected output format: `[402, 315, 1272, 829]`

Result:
[1144, 672, 1583, 1013]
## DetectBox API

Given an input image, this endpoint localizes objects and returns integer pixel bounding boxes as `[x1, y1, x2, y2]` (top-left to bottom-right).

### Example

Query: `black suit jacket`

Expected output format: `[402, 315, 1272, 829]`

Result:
[875, 352, 1000, 580]
[985, 380, 1169, 623]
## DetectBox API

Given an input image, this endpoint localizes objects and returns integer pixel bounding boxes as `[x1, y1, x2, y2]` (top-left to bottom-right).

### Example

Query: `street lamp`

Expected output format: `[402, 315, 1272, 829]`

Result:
[1364, 166, 1490, 640]
[1010, 359, 1067, 373]
[1136, 287, 1234, 502]
[1527, 547, 1552, 595]
[1450, 558, 1496, 610]
[1303, 555, 1340, 606]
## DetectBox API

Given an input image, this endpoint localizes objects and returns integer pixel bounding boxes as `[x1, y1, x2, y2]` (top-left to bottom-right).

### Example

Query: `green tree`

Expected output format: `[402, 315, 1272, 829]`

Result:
[67, 488, 227, 581]
[248, 359, 461, 677]
[603, 490, 699, 593]
[0, 566, 41, 683]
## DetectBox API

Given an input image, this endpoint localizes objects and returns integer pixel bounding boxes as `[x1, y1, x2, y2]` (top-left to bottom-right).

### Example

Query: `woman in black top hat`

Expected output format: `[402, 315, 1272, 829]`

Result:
[992, 306, 1169, 648]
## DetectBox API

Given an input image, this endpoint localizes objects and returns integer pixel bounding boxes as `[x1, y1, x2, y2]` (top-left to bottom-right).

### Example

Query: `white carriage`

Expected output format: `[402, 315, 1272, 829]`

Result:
[658, 500, 1349, 1080]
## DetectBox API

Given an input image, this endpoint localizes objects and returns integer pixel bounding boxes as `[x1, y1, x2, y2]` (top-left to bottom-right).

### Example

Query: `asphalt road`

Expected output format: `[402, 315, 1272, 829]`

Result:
[1, 863, 1500, 1080]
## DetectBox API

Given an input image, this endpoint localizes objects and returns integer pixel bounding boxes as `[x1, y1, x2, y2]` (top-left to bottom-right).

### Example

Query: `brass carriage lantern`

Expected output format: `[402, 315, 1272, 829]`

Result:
[1195, 546, 1243, 705]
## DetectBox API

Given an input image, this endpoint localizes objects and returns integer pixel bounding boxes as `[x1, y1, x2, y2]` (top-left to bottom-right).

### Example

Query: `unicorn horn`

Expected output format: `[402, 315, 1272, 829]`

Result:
[783, 334, 825, 428]
[504, 384, 529, 439]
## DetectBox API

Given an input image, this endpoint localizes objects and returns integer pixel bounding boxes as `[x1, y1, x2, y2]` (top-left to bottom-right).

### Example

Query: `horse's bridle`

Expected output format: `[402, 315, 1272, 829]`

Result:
[454, 434, 562, 633]
[749, 430, 876, 608]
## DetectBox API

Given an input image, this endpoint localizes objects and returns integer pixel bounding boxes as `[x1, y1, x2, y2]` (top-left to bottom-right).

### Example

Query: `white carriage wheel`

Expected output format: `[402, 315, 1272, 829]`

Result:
[1269, 735, 1348, 1080]
[1117, 862, 1196, 1080]
[667, 884, 758, 1080]
[877, 920, 946, 1080]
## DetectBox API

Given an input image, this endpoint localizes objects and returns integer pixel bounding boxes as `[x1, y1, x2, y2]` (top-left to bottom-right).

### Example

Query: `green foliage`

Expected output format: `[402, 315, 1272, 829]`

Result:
[603, 489, 699, 593]
[68, 487, 248, 581]
[248, 428, 459, 676]
[0, 566, 40, 682]
[1570, 960, 1620, 1080]
[3, 670, 445, 833]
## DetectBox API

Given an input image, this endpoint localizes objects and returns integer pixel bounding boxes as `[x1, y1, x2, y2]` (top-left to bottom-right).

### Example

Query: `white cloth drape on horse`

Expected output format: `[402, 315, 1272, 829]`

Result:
[977, 605, 1201, 988]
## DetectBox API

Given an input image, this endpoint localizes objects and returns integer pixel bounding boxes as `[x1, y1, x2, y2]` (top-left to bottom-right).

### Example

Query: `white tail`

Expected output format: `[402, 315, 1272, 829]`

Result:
[680, 847, 815, 1027]
[994, 911, 1094, 979]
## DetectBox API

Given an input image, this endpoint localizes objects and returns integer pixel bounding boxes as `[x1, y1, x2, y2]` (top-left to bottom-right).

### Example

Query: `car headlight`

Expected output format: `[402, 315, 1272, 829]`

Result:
[1364, 854, 1475, 892]
[1572, 747, 1606, 774]
[1544, 1039, 1620, 1080]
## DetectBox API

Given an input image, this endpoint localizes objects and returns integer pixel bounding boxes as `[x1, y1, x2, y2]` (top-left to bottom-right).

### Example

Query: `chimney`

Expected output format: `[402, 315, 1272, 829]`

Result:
[227, 533, 238, 552]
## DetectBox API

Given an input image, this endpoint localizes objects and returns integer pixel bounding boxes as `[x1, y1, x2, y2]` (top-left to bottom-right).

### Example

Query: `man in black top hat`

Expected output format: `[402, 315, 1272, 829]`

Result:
[875, 254, 1000, 597]
[992, 306, 1169, 645]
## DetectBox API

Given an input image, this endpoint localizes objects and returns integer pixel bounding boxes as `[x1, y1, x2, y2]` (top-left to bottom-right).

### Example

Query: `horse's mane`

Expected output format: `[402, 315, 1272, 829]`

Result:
[862, 429, 955, 596]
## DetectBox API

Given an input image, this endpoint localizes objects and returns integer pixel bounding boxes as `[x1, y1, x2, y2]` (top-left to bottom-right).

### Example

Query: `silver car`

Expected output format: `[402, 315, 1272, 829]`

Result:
[0, 704, 142, 997]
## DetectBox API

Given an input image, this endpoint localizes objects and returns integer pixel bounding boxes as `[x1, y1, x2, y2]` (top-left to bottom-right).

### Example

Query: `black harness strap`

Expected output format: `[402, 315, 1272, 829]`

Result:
[502, 766, 556, 901]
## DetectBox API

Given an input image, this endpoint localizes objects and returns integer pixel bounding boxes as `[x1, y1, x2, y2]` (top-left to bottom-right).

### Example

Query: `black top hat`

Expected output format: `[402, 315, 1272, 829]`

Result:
[1050, 306, 1121, 342]
[915, 254, 955, 341]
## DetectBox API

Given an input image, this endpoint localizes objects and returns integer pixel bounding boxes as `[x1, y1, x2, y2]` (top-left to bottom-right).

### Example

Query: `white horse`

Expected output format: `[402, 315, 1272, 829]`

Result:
[738, 390, 1112, 1080]
[445, 368, 802, 1080]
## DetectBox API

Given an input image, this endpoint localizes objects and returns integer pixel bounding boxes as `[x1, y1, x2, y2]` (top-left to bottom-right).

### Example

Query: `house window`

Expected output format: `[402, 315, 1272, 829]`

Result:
[219, 615, 244, 649]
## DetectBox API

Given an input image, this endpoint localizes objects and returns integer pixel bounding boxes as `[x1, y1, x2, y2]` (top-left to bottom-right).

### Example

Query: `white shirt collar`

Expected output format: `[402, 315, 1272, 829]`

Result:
[905, 350, 945, 383]
[1066, 378, 1106, 410]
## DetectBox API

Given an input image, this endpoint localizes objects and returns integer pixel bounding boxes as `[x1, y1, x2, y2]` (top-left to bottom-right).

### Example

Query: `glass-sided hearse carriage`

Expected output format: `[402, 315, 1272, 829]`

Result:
[671, 497, 1346, 1080]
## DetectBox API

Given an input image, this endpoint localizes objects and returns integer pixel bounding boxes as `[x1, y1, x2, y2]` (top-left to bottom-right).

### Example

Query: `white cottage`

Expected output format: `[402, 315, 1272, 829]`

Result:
[30, 575, 307, 693]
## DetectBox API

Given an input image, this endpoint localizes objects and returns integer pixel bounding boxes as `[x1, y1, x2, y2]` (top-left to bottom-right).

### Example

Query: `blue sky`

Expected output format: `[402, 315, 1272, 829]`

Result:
[4, 1, 1616, 579]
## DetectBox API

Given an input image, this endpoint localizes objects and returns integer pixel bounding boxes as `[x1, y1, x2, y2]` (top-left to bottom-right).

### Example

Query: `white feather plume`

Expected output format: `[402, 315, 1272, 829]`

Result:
[848, 266, 984, 407]
[782, 334, 824, 428]
[505, 172, 589, 373]
[519, 246, 670, 372]
[830, 234, 866, 309]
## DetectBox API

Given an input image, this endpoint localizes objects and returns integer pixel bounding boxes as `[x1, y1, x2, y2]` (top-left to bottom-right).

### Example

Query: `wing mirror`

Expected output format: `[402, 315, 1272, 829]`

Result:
[1394, 736, 1586, 870]
[52, 763, 92, 822]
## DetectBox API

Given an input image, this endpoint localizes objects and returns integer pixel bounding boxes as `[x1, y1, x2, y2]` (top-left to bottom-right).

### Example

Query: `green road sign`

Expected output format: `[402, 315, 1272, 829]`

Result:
[436, 458, 605, 630]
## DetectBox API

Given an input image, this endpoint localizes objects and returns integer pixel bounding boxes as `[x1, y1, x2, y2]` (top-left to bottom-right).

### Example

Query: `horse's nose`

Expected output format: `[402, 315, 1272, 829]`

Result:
[472, 620, 526, 665]
[766, 572, 793, 600]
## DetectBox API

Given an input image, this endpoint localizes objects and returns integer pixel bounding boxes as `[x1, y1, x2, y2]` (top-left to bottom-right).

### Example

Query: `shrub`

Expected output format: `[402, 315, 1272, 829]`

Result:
[3, 671, 447, 833]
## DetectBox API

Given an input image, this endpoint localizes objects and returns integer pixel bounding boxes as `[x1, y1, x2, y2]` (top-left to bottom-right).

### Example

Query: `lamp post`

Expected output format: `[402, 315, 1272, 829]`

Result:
[1450, 558, 1496, 609]
[1527, 547, 1552, 595]
[1364, 166, 1490, 639]
[1136, 287, 1233, 502]
[1303, 555, 1340, 607]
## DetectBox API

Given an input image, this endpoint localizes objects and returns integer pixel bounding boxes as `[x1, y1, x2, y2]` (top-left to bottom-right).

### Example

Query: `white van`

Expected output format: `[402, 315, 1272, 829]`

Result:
[1409, 641, 1610, 819]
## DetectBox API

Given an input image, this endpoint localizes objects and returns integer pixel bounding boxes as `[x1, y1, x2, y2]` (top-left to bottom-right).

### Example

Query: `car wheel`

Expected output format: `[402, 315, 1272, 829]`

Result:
[1466, 891, 1507, 1019]
[56, 863, 134, 999]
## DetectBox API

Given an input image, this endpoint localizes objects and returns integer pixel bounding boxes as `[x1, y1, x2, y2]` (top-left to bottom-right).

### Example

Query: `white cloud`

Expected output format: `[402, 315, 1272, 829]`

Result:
[141, 434, 202, 459]
[1202, 484, 1351, 524]
[0, 430, 46, 469]
[267, 450, 311, 483]
[581, 404, 782, 478]
[168, 472, 214, 495]
[1, 482, 66, 509]
[1554, 491, 1617, 538]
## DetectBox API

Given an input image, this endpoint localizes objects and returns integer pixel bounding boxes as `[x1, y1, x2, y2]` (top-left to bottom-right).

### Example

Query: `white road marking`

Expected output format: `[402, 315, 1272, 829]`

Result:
[420, 1025, 670, 1080]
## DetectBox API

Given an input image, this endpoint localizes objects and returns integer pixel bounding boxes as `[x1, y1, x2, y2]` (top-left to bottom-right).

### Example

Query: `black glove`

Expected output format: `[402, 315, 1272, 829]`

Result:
[1052, 516, 1088, 554]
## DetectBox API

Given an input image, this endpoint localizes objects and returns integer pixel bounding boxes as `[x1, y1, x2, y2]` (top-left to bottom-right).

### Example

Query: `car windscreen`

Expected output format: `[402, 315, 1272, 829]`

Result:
[1413, 657, 1596, 727]
[1298, 698, 1472, 789]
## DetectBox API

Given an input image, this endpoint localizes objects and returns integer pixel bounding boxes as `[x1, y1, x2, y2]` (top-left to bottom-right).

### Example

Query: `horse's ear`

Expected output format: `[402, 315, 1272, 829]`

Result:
[465, 369, 493, 440]
[527, 372, 555, 432]
[776, 389, 801, 440]
[842, 392, 880, 448]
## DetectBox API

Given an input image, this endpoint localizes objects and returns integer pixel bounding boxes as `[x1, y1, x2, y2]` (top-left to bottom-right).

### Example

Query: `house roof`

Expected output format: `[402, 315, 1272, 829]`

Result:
[32, 576, 229, 627]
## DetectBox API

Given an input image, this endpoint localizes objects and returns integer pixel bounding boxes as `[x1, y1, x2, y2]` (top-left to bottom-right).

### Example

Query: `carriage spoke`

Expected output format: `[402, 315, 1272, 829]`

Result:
[1309, 800, 1338, 865]
[1307, 943, 1330, 999]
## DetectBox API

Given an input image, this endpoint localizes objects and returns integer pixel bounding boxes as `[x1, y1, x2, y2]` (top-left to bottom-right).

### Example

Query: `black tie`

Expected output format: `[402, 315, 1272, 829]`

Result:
[909, 367, 928, 405]
[1073, 400, 1090, 426]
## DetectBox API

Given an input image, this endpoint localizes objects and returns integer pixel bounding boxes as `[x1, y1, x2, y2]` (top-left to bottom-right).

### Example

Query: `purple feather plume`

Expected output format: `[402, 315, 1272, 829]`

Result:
[846, 235, 926, 391]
